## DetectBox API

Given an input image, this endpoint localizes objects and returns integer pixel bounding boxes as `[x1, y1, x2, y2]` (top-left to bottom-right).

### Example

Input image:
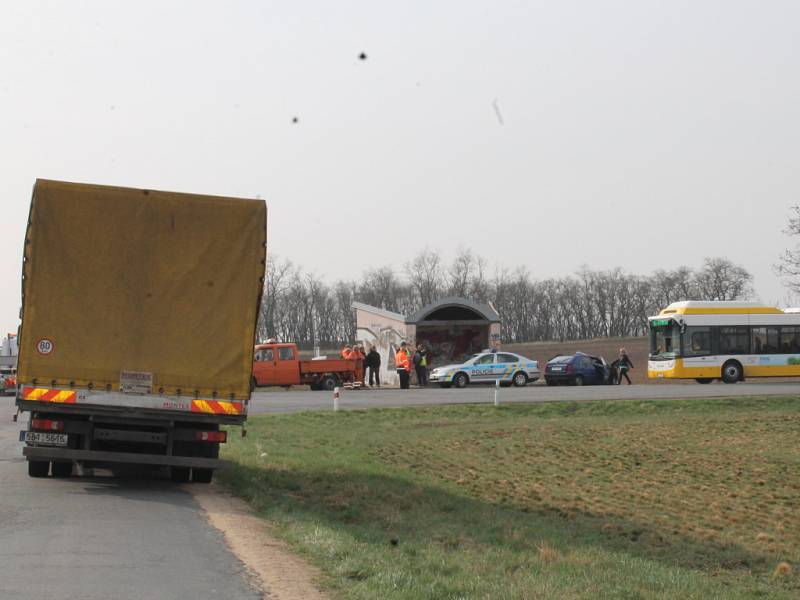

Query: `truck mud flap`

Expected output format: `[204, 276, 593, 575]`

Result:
[23, 446, 229, 470]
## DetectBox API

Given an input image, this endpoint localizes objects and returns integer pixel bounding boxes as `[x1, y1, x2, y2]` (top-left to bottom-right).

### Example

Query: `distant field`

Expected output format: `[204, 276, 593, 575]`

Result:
[507, 336, 652, 384]
[221, 397, 799, 599]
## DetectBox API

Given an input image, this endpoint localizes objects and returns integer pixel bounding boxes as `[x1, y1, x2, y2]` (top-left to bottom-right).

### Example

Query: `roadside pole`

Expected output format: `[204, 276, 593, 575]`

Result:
[494, 379, 500, 406]
[333, 386, 340, 411]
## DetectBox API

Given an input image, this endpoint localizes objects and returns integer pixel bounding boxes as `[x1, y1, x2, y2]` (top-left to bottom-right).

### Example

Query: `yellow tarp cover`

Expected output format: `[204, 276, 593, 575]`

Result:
[17, 180, 266, 401]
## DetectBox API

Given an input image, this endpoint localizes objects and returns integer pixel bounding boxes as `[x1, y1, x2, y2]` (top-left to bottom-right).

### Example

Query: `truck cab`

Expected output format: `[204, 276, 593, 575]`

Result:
[253, 343, 300, 386]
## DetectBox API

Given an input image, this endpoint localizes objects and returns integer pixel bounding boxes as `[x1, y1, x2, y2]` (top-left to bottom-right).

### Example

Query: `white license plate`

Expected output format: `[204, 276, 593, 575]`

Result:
[21, 432, 68, 446]
[551, 366, 563, 371]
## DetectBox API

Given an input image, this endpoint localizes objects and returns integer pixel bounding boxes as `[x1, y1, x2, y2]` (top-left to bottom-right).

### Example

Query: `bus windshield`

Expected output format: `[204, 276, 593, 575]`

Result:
[650, 319, 680, 359]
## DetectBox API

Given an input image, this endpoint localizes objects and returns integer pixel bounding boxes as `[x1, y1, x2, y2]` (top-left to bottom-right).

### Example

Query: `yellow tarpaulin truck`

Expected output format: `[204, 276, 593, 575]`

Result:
[16, 180, 266, 482]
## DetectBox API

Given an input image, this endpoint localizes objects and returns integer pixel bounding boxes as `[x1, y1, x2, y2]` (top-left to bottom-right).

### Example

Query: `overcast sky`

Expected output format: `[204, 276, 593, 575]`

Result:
[1, 1, 799, 335]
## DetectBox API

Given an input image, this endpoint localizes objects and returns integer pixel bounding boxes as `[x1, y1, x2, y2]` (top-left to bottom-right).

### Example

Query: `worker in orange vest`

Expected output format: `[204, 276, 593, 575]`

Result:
[341, 345, 352, 359]
[350, 344, 366, 383]
[395, 341, 412, 389]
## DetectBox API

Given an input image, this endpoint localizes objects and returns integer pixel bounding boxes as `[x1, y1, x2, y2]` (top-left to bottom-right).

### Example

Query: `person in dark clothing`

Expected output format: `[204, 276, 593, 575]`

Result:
[413, 343, 429, 387]
[617, 348, 634, 384]
[365, 345, 381, 387]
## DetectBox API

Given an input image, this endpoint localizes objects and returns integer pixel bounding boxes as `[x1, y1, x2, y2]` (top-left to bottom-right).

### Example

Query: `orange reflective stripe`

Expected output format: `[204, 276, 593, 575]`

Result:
[191, 399, 243, 414]
[22, 387, 76, 403]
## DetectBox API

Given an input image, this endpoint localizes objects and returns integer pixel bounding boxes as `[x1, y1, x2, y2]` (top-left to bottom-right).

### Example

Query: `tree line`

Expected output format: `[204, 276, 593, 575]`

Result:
[257, 250, 753, 349]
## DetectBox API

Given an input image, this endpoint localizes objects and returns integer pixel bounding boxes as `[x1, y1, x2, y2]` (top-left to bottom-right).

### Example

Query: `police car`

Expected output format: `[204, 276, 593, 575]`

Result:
[429, 350, 540, 388]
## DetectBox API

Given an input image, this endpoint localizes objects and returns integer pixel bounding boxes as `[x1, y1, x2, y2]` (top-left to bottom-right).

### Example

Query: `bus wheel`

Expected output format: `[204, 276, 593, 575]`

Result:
[695, 378, 713, 384]
[721, 361, 742, 384]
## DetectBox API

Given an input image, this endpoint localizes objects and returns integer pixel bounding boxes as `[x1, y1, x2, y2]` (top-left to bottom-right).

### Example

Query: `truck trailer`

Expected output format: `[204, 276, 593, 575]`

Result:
[16, 180, 266, 482]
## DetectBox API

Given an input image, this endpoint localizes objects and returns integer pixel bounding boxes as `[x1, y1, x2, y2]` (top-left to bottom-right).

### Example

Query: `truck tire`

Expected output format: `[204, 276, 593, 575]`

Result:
[193, 469, 213, 484]
[170, 467, 191, 483]
[309, 382, 321, 391]
[28, 460, 49, 478]
[320, 375, 338, 391]
[51, 461, 72, 477]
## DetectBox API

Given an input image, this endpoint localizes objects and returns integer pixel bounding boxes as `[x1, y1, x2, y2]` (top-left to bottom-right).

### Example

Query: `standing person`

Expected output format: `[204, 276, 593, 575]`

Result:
[366, 345, 381, 387]
[354, 344, 367, 384]
[617, 348, 634, 385]
[395, 342, 411, 390]
[341, 345, 352, 359]
[413, 343, 429, 387]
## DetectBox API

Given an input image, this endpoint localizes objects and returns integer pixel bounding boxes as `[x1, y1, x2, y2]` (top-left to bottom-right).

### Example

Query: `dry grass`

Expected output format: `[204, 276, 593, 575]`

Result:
[222, 396, 800, 599]
[374, 403, 800, 572]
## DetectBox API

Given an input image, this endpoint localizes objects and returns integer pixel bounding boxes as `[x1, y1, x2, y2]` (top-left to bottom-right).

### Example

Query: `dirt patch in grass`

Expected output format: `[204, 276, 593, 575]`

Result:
[192, 484, 328, 600]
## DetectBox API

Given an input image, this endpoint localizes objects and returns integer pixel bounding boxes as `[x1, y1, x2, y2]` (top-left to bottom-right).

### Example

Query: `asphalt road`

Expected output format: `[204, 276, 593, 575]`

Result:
[0, 398, 260, 600]
[249, 380, 800, 414]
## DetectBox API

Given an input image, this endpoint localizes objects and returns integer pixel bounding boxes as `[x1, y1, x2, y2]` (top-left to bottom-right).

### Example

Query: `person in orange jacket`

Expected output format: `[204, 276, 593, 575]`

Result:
[351, 344, 366, 383]
[395, 341, 412, 389]
[341, 345, 352, 359]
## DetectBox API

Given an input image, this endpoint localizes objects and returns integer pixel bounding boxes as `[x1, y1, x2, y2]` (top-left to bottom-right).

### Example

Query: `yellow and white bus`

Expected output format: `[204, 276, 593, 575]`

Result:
[647, 301, 800, 383]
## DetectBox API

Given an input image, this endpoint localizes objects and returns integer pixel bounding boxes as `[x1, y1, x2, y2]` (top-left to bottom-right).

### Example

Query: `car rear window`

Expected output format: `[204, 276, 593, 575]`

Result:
[549, 356, 572, 363]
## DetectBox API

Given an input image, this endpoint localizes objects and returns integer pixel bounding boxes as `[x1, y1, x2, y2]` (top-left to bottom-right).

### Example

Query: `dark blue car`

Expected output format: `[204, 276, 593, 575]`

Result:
[544, 352, 611, 386]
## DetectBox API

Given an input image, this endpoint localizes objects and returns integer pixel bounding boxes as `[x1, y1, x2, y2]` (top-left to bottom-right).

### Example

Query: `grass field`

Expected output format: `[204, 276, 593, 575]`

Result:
[220, 397, 799, 599]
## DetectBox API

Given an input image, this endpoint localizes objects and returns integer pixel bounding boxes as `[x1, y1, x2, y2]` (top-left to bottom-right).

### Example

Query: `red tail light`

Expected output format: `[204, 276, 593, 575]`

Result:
[195, 431, 227, 443]
[31, 418, 64, 431]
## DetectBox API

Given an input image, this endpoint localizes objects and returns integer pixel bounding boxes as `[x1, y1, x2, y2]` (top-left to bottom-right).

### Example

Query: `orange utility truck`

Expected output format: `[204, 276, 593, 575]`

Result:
[253, 342, 362, 390]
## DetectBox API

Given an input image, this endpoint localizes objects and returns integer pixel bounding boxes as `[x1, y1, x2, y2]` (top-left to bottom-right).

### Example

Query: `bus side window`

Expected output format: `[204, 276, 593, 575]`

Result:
[751, 328, 766, 354]
[684, 327, 711, 356]
[782, 327, 800, 353]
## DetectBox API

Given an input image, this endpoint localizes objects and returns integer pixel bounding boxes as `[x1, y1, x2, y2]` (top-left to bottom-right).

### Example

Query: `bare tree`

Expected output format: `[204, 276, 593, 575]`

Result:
[404, 247, 443, 307]
[694, 257, 753, 301]
[257, 255, 294, 342]
[357, 266, 405, 313]
[447, 248, 476, 297]
[775, 205, 800, 293]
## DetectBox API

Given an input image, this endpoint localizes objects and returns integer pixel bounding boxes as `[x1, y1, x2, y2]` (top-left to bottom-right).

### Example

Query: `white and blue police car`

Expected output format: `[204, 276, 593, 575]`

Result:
[429, 350, 540, 389]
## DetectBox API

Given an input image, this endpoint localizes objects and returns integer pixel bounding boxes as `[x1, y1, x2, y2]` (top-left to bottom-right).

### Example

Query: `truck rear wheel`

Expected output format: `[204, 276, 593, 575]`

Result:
[193, 468, 213, 483]
[51, 461, 72, 477]
[170, 467, 191, 483]
[28, 460, 49, 478]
